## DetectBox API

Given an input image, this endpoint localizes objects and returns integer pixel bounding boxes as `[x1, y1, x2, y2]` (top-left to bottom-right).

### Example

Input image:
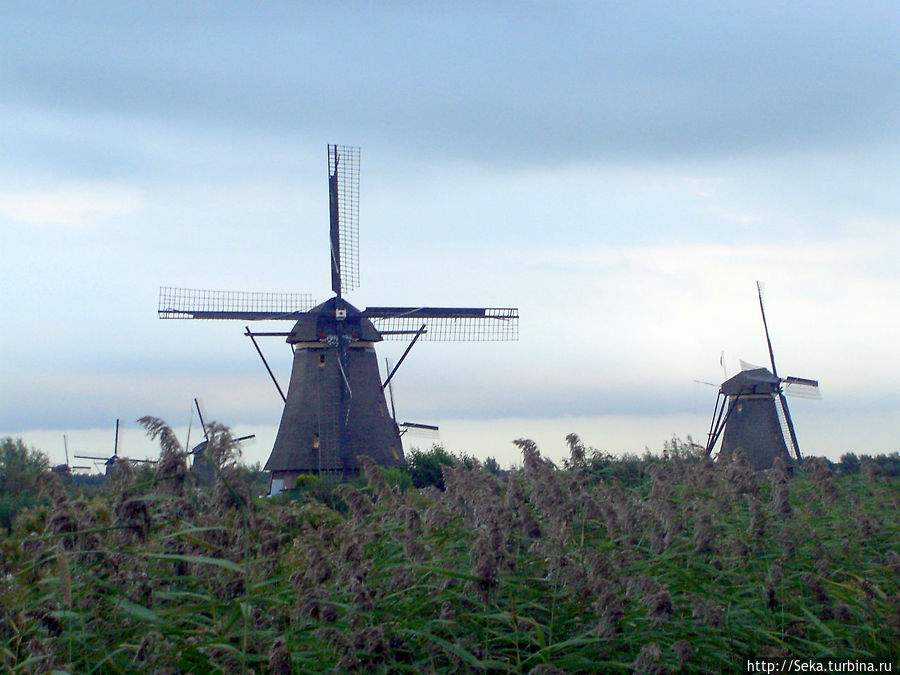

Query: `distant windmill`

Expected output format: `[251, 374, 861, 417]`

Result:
[705, 282, 821, 469]
[51, 435, 90, 476]
[74, 419, 157, 474]
[187, 398, 255, 483]
[159, 145, 518, 490]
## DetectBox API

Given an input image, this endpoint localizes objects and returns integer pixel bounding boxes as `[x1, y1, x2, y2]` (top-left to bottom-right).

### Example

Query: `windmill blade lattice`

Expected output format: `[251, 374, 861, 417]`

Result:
[773, 395, 798, 458]
[159, 287, 315, 320]
[329, 144, 360, 295]
[783, 376, 822, 399]
[366, 307, 519, 341]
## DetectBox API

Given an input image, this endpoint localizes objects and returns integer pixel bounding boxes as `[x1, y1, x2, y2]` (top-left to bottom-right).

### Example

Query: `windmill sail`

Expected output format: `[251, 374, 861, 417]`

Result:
[159, 287, 315, 320]
[773, 394, 797, 458]
[366, 307, 519, 341]
[328, 144, 360, 296]
[783, 376, 821, 399]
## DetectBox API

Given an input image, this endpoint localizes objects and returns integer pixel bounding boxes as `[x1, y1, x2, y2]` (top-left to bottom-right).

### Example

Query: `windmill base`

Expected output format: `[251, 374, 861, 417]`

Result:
[718, 396, 793, 470]
[265, 342, 404, 482]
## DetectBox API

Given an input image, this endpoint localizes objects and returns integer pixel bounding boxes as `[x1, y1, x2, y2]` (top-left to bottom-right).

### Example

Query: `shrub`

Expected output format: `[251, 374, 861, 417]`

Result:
[405, 443, 456, 489]
[0, 437, 50, 531]
[837, 452, 861, 475]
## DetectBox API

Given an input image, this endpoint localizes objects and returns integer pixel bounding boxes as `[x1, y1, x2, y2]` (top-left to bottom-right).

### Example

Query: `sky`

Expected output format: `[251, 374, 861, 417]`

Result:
[1, 2, 898, 469]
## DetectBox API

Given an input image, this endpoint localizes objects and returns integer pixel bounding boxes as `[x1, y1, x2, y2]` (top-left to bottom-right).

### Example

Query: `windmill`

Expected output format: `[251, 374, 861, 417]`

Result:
[705, 282, 820, 469]
[187, 398, 255, 483]
[159, 144, 519, 489]
[51, 435, 91, 476]
[74, 419, 157, 474]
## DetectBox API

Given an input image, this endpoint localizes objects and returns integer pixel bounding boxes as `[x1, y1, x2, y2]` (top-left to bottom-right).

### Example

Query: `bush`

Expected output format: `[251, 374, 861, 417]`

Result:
[583, 450, 653, 487]
[405, 444, 456, 489]
[862, 452, 900, 477]
[837, 452, 861, 475]
[0, 437, 50, 532]
[483, 456, 502, 474]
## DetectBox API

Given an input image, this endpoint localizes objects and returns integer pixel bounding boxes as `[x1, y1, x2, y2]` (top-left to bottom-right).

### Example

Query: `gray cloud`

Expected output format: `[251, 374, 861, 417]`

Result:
[2, 2, 897, 170]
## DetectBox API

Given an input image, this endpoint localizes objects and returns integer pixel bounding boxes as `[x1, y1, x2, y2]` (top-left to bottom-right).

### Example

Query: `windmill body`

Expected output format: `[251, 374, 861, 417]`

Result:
[159, 145, 518, 490]
[189, 440, 215, 484]
[713, 368, 793, 470]
[267, 297, 403, 484]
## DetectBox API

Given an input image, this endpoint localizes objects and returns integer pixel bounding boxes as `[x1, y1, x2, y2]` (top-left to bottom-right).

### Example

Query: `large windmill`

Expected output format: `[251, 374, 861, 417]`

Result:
[159, 145, 518, 489]
[705, 282, 820, 469]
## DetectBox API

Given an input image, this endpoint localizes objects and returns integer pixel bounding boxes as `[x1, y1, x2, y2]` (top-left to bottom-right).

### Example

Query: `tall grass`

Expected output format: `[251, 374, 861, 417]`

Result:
[1, 431, 897, 673]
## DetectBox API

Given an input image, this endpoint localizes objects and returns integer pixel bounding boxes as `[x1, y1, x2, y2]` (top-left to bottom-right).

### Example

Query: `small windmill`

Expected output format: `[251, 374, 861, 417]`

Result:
[705, 282, 820, 469]
[159, 145, 518, 489]
[74, 419, 157, 474]
[187, 398, 255, 483]
[51, 435, 91, 476]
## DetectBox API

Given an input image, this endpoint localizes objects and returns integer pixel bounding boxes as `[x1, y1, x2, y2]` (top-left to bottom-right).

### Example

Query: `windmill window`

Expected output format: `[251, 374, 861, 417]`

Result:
[319, 354, 326, 367]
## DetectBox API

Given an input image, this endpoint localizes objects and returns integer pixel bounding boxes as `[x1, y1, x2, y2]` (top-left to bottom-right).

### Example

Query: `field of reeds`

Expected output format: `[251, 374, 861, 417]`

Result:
[1, 426, 898, 673]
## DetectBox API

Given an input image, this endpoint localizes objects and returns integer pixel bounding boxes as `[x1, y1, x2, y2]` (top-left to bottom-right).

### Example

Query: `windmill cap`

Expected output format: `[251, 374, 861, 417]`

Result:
[720, 368, 780, 396]
[286, 297, 381, 343]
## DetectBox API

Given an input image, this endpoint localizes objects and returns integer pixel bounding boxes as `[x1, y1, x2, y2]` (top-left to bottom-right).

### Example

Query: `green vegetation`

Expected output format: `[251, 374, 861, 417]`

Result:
[0, 438, 50, 533]
[406, 444, 458, 490]
[0, 431, 898, 672]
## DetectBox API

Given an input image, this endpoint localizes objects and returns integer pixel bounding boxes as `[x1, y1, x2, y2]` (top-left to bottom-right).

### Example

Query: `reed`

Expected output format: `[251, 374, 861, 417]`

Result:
[0, 430, 897, 672]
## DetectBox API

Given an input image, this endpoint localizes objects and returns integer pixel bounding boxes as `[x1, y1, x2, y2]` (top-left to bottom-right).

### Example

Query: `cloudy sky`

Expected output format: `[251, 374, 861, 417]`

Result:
[2, 2, 897, 468]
